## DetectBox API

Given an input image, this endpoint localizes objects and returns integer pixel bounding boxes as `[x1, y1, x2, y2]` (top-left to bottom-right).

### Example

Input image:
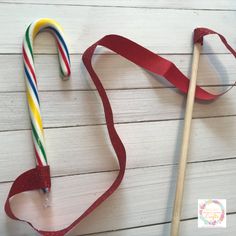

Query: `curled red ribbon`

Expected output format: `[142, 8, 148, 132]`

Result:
[5, 28, 236, 236]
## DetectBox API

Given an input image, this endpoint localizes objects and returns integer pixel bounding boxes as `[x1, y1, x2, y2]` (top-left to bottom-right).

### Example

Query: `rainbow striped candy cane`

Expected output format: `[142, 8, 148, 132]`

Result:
[23, 18, 71, 168]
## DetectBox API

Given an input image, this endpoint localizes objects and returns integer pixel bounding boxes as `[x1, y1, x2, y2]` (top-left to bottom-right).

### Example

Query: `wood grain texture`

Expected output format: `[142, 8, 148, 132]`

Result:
[0, 4, 236, 54]
[0, 87, 235, 131]
[1, 116, 235, 182]
[96, 214, 236, 236]
[0, 53, 235, 92]
[1, 0, 236, 10]
[1, 159, 236, 235]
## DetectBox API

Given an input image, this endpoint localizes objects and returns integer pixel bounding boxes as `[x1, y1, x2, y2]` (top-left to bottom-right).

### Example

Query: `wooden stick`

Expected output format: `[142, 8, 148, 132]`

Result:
[170, 42, 202, 236]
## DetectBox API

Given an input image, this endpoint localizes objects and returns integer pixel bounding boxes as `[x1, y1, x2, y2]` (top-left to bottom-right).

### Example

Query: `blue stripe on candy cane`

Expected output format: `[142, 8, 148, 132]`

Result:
[46, 26, 71, 63]
[24, 65, 40, 105]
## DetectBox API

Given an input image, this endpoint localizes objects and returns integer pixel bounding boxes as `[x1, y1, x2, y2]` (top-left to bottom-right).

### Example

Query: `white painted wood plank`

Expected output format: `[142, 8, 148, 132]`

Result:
[1, 0, 236, 10]
[0, 87, 235, 131]
[0, 5, 235, 54]
[1, 159, 235, 235]
[0, 53, 235, 92]
[96, 214, 236, 236]
[0, 116, 235, 182]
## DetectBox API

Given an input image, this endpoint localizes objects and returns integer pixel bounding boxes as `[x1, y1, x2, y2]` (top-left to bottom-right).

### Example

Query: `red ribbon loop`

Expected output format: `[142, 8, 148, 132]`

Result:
[194, 28, 236, 60]
[5, 28, 235, 235]
[5, 166, 51, 220]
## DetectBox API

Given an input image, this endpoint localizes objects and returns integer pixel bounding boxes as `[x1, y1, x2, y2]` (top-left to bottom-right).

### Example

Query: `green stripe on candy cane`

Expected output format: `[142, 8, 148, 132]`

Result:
[25, 25, 34, 60]
[31, 121, 47, 164]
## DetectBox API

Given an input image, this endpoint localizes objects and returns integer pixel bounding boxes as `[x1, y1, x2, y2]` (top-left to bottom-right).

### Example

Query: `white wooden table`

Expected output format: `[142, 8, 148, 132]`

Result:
[0, 1, 235, 235]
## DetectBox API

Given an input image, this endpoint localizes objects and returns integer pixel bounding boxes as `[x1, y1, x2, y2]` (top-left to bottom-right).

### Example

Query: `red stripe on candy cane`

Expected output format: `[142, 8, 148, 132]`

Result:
[56, 38, 71, 76]
[23, 46, 37, 85]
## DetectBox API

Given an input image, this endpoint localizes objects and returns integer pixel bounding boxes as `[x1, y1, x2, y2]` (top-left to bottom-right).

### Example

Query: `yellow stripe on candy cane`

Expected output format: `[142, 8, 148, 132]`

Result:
[32, 18, 64, 38]
[26, 88, 44, 133]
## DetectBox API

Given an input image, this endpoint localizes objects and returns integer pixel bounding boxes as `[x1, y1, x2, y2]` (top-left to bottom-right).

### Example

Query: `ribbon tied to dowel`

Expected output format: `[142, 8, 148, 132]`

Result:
[5, 19, 236, 236]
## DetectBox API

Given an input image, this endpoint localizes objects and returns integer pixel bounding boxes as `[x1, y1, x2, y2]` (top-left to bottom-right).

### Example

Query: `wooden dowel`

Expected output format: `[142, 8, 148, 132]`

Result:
[170, 42, 202, 236]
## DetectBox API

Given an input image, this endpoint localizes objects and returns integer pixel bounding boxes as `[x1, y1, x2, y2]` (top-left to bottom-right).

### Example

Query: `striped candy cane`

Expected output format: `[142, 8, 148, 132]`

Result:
[23, 18, 71, 167]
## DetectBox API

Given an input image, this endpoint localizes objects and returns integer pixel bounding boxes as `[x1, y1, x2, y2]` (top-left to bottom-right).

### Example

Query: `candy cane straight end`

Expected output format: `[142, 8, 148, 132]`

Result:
[23, 18, 71, 192]
[170, 42, 202, 236]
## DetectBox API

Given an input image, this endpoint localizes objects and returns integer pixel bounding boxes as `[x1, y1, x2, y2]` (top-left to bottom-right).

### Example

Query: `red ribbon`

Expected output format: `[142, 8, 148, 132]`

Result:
[5, 28, 235, 236]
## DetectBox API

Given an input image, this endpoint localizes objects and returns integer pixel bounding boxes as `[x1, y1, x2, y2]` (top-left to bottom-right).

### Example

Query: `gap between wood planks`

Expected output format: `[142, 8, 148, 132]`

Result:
[80, 214, 236, 236]
[0, 52, 234, 56]
[1, 155, 236, 186]
[0, 113, 235, 133]
[0, 1, 236, 12]
[81, 214, 236, 236]
[0, 85, 235, 94]
[1, 52, 235, 92]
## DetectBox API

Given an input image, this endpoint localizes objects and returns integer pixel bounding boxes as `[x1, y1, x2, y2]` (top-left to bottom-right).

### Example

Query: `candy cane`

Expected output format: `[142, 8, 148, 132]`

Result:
[23, 18, 71, 167]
